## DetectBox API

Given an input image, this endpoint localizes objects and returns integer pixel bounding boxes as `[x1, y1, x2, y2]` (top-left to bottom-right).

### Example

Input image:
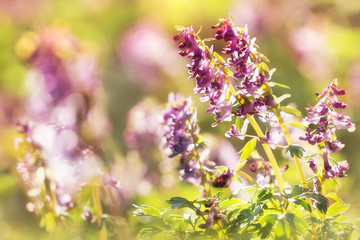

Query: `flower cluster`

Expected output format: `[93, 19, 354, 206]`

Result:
[15, 27, 112, 218]
[300, 81, 355, 179]
[174, 17, 277, 133]
[162, 93, 207, 183]
[173, 26, 235, 127]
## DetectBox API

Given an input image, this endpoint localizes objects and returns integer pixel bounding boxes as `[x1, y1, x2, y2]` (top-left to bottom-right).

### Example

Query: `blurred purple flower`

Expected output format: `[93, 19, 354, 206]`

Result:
[162, 93, 208, 184]
[118, 19, 180, 92]
[15, 27, 111, 216]
[124, 98, 162, 158]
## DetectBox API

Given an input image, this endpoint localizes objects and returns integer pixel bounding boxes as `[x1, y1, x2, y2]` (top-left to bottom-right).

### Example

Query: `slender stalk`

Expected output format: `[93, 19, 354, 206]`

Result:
[236, 169, 259, 186]
[247, 115, 286, 194]
[274, 104, 307, 186]
[93, 183, 107, 240]
[189, 122, 212, 198]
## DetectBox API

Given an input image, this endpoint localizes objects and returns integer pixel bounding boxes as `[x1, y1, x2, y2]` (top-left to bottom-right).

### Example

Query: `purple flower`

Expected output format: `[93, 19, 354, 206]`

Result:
[300, 81, 354, 179]
[124, 99, 162, 159]
[162, 93, 207, 183]
[174, 27, 235, 127]
[117, 19, 180, 92]
[307, 158, 318, 174]
[15, 27, 111, 218]
[174, 18, 275, 124]
[212, 168, 233, 188]
[322, 149, 350, 179]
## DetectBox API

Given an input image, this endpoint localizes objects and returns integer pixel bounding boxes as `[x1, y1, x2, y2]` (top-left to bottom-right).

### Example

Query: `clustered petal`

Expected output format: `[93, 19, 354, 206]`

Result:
[174, 18, 275, 135]
[174, 27, 235, 127]
[162, 93, 206, 183]
[300, 81, 355, 179]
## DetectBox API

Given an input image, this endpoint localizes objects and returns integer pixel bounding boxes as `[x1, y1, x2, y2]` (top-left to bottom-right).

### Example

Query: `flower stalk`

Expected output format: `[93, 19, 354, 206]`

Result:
[93, 183, 107, 240]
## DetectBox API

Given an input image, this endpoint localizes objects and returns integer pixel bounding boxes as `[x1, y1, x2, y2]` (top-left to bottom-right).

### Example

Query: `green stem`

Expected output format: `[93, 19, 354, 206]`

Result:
[247, 115, 286, 194]
[236, 169, 259, 187]
[274, 106, 307, 186]
[93, 183, 107, 240]
[262, 82, 307, 187]
[190, 122, 212, 198]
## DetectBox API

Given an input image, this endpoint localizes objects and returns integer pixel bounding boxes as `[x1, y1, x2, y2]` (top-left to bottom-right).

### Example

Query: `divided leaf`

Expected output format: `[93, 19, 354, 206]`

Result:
[285, 145, 306, 158]
[167, 197, 193, 210]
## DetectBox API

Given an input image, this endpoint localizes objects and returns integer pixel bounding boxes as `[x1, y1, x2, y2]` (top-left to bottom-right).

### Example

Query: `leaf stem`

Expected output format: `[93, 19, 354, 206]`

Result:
[93, 183, 107, 240]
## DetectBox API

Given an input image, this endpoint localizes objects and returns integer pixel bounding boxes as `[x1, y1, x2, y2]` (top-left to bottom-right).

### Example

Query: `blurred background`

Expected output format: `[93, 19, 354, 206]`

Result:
[0, 0, 359, 239]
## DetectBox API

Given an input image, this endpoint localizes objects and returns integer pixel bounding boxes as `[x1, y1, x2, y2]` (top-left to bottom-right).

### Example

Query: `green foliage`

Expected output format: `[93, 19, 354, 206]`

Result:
[238, 138, 257, 161]
[285, 145, 306, 158]
[280, 106, 302, 117]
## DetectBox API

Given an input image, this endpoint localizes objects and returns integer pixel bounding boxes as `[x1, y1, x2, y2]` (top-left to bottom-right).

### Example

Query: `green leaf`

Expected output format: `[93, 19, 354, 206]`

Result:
[285, 213, 309, 234]
[77, 185, 93, 207]
[285, 145, 306, 158]
[143, 206, 162, 218]
[236, 209, 256, 224]
[257, 189, 273, 202]
[275, 94, 291, 105]
[220, 198, 244, 209]
[167, 197, 193, 210]
[302, 193, 329, 214]
[280, 106, 302, 117]
[133, 205, 162, 218]
[235, 117, 243, 132]
[326, 192, 342, 203]
[326, 192, 350, 217]
[293, 199, 312, 212]
[238, 138, 257, 161]
[258, 213, 279, 239]
[327, 202, 350, 217]
[290, 184, 310, 198]
[287, 122, 308, 129]
[275, 218, 291, 240]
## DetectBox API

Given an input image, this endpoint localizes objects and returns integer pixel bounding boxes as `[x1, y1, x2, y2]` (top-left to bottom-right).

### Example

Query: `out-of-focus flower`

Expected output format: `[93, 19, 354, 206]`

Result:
[162, 93, 208, 184]
[288, 18, 337, 82]
[124, 98, 175, 188]
[348, 60, 360, 104]
[124, 98, 162, 159]
[117, 19, 180, 92]
[231, 0, 307, 35]
[0, 0, 46, 22]
[15, 26, 111, 218]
